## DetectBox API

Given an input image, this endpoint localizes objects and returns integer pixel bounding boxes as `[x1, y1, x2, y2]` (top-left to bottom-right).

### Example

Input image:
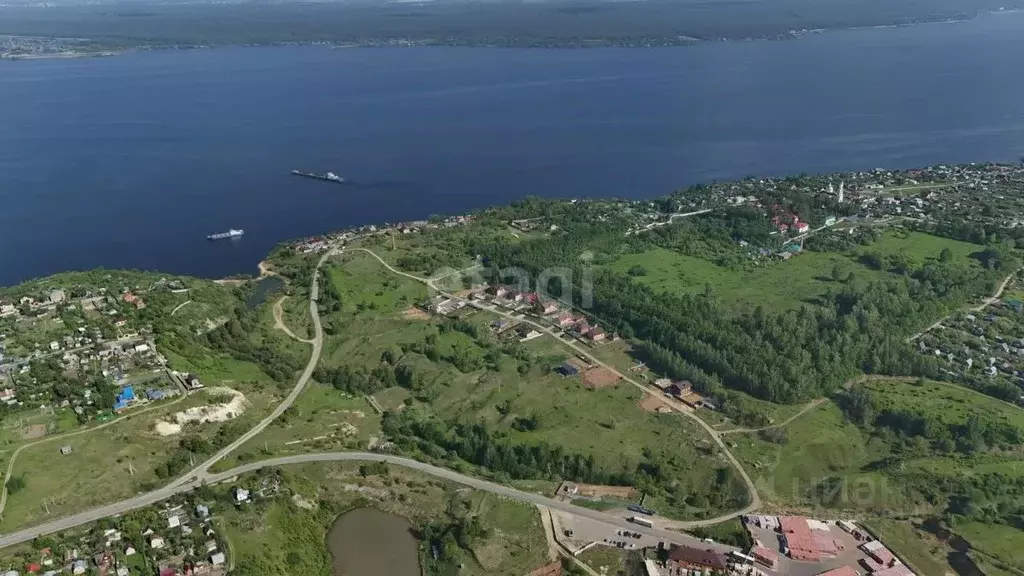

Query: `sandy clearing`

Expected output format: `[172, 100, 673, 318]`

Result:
[154, 388, 248, 436]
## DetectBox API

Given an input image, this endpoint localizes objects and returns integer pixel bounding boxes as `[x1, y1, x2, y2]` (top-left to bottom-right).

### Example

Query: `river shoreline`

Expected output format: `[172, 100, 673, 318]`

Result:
[0, 8, 1016, 61]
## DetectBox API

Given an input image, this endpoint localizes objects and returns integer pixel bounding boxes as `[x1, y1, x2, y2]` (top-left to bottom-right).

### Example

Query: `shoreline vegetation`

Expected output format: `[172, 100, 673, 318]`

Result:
[1, 3, 1021, 58]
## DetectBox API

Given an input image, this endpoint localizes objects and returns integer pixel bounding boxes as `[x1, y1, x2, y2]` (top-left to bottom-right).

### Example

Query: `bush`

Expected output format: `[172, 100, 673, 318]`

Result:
[6, 475, 26, 494]
[627, 265, 648, 277]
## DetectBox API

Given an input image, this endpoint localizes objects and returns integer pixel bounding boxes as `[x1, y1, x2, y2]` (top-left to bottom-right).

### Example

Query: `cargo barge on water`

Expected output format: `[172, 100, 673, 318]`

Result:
[207, 229, 244, 240]
[291, 170, 345, 184]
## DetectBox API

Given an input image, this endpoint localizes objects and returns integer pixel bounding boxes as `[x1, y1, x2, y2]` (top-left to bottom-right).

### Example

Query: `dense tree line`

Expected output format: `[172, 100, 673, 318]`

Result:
[381, 409, 748, 516]
[205, 305, 306, 383]
[383, 409, 635, 485]
[838, 385, 1024, 455]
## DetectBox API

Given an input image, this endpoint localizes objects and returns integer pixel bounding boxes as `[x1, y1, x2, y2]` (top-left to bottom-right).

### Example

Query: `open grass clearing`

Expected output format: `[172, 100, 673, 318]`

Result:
[219, 461, 549, 576]
[578, 546, 626, 575]
[858, 229, 982, 265]
[608, 231, 984, 312]
[0, 362, 279, 532]
[730, 401, 910, 513]
[957, 522, 1024, 572]
[326, 252, 429, 317]
[862, 378, 1024, 431]
[607, 247, 882, 311]
[211, 383, 382, 472]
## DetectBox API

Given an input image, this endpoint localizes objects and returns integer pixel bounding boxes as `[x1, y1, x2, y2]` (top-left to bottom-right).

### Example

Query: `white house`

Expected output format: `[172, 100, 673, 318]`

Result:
[150, 536, 165, 550]
[210, 552, 226, 565]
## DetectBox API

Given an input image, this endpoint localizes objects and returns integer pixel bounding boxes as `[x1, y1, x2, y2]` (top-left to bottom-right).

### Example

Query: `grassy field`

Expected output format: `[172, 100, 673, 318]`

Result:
[608, 247, 883, 311]
[280, 291, 314, 340]
[733, 377, 1024, 531]
[578, 546, 626, 575]
[608, 231, 983, 311]
[862, 378, 1024, 434]
[957, 522, 1024, 572]
[0, 360, 279, 532]
[857, 229, 982, 264]
[731, 400, 906, 513]
[326, 251, 429, 317]
[211, 383, 382, 471]
[220, 461, 550, 576]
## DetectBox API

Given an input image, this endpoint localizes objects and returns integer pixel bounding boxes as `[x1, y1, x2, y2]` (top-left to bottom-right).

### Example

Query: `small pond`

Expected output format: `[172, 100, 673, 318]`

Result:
[326, 507, 422, 576]
[245, 275, 285, 309]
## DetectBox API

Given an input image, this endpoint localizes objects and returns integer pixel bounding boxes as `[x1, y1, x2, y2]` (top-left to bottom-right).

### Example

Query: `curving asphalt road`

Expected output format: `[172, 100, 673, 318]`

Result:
[0, 452, 739, 553]
[168, 248, 333, 488]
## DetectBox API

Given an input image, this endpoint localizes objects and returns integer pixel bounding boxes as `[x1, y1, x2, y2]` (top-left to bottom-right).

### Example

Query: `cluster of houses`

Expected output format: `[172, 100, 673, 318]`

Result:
[741, 515, 915, 576]
[1, 501, 227, 576]
[915, 300, 1024, 403]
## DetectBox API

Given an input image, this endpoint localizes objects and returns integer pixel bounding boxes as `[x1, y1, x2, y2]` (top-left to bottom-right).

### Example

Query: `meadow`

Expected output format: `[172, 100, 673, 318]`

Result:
[608, 230, 984, 311]
[220, 462, 550, 576]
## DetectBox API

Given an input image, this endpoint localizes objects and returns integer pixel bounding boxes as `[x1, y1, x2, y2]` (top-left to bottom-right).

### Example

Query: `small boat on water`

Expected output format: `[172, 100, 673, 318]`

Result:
[291, 169, 346, 184]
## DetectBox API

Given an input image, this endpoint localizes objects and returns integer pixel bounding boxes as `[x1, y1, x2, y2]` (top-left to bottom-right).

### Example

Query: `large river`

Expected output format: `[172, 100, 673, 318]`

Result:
[1, 11, 1023, 286]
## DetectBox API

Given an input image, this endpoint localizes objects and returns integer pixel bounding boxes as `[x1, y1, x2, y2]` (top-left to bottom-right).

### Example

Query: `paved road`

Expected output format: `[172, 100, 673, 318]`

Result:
[351, 248, 763, 523]
[168, 248, 332, 487]
[0, 452, 739, 553]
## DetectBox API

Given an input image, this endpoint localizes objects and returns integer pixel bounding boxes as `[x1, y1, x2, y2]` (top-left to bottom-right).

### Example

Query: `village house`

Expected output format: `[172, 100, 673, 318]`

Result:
[149, 535, 165, 549]
[587, 327, 606, 341]
[122, 292, 146, 309]
[537, 300, 559, 315]
[556, 313, 576, 328]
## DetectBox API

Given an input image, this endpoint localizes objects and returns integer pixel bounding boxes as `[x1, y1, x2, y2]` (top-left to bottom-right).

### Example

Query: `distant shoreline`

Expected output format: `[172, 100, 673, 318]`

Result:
[0, 7, 1018, 60]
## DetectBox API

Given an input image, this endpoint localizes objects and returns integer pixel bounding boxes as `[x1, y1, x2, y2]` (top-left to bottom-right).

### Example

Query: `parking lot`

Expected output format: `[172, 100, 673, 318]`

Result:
[746, 520, 882, 576]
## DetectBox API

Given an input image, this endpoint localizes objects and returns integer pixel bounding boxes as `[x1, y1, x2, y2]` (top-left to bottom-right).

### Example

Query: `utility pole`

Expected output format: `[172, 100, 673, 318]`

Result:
[128, 459, 135, 476]
[42, 499, 49, 515]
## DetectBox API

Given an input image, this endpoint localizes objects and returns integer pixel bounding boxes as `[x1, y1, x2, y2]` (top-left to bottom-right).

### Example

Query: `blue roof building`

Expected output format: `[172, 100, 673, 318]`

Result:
[556, 363, 579, 377]
[113, 386, 136, 411]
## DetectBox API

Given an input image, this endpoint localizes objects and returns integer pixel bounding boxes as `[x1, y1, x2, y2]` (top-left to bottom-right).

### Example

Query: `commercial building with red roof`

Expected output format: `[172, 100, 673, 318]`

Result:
[861, 540, 896, 567]
[780, 516, 822, 562]
[750, 544, 778, 569]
